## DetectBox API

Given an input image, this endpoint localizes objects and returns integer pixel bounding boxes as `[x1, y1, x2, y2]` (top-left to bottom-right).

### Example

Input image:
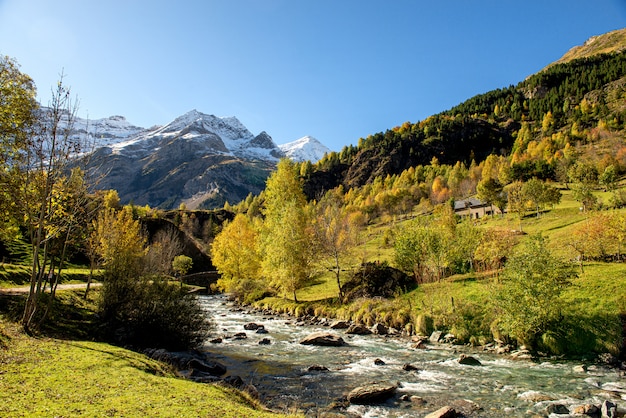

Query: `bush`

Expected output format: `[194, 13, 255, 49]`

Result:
[99, 278, 210, 350]
[342, 261, 415, 301]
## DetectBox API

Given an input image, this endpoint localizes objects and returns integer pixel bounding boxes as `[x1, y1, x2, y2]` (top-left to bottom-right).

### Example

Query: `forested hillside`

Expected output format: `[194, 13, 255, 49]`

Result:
[303, 41, 626, 200]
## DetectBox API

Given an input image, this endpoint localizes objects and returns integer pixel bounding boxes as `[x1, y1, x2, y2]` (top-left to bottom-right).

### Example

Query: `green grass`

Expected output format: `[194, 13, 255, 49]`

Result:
[0, 290, 296, 418]
[0, 327, 284, 417]
[0, 263, 101, 288]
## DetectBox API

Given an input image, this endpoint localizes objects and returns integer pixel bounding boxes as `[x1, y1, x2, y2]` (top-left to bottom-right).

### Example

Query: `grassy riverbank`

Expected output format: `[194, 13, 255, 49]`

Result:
[254, 189, 626, 357]
[0, 290, 295, 418]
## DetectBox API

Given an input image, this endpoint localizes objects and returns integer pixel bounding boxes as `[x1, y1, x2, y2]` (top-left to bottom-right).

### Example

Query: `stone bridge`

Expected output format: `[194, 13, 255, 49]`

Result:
[181, 271, 220, 292]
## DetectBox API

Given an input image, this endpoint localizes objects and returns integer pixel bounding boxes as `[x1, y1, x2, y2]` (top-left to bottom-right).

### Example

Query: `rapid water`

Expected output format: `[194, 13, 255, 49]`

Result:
[198, 295, 625, 417]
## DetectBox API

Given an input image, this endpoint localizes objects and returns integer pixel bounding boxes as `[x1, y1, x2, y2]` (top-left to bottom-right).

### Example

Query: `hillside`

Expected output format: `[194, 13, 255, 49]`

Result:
[550, 28, 626, 66]
[303, 29, 626, 199]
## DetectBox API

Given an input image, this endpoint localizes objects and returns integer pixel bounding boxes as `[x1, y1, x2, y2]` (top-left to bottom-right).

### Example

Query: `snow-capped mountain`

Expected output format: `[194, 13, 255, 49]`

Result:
[279, 136, 330, 162]
[75, 110, 329, 209]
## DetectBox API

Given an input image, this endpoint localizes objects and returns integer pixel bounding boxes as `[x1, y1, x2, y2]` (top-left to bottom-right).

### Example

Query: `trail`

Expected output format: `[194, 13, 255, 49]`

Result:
[0, 283, 101, 295]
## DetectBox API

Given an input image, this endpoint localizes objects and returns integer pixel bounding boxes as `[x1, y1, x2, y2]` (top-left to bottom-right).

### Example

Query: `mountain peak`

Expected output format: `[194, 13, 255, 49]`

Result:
[279, 136, 330, 162]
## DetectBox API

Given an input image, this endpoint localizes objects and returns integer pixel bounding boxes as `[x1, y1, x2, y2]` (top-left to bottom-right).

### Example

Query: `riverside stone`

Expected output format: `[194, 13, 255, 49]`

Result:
[424, 406, 457, 418]
[346, 382, 397, 405]
[300, 332, 346, 346]
[458, 354, 482, 366]
[346, 324, 372, 335]
[602, 400, 617, 418]
[330, 320, 351, 329]
[429, 330, 443, 343]
[371, 323, 389, 335]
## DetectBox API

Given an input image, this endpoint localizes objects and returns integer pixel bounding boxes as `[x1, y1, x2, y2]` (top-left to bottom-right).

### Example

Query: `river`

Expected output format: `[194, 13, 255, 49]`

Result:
[198, 294, 625, 417]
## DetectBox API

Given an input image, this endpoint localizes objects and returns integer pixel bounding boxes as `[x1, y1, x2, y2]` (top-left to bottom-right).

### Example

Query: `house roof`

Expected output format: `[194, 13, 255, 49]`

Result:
[453, 197, 486, 211]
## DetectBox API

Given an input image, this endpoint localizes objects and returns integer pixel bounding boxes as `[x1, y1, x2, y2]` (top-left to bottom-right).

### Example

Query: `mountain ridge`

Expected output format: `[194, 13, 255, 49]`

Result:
[76, 110, 330, 209]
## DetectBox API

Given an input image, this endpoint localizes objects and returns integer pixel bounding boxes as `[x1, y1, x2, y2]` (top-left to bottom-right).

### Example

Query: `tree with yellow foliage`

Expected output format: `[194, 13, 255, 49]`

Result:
[211, 213, 262, 301]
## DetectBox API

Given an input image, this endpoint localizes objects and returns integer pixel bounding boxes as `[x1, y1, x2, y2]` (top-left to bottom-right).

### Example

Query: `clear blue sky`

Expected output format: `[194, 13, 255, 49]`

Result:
[1, 1, 625, 151]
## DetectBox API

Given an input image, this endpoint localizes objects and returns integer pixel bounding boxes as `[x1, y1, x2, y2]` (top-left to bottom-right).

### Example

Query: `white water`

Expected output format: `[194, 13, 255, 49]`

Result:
[198, 295, 625, 417]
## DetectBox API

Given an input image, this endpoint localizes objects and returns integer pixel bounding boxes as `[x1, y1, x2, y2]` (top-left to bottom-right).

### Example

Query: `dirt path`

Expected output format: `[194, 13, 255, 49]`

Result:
[0, 283, 101, 295]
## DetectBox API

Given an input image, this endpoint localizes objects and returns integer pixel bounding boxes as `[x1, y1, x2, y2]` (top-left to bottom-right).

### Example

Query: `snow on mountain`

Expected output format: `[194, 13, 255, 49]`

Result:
[279, 136, 330, 163]
[71, 113, 146, 149]
[103, 110, 284, 161]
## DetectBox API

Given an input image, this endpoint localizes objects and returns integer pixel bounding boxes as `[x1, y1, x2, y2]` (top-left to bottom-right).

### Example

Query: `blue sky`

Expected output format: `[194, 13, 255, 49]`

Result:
[1, 1, 625, 151]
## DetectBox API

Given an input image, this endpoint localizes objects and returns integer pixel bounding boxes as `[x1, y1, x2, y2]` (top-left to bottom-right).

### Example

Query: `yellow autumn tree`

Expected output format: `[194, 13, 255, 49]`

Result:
[211, 213, 262, 301]
[260, 159, 313, 303]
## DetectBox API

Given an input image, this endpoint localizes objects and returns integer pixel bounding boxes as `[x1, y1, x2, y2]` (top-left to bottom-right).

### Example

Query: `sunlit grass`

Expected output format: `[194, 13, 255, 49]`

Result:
[0, 330, 286, 418]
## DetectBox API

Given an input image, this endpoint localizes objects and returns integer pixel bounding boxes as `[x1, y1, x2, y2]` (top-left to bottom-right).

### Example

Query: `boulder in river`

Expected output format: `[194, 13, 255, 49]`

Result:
[371, 323, 389, 335]
[402, 363, 419, 372]
[424, 406, 457, 418]
[258, 338, 271, 345]
[346, 324, 373, 335]
[244, 322, 262, 331]
[307, 365, 329, 372]
[429, 330, 443, 343]
[458, 354, 482, 366]
[300, 332, 346, 346]
[347, 382, 397, 405]
[330, 320, 351, 329]
[602, 400, 617, 418]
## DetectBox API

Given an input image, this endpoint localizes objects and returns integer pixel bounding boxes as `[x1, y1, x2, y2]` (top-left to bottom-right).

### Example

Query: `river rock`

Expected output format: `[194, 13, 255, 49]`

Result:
[307, 364, 329, 372]
[144, 348, 227, 377]
[346, 324, 372, 335]
[429, 330, 443, 343]
[258, 338, 271, 345]
[573, 364, 588, 373]
[209, 337, 223, 344]
[371, 323, 389, 335]
[233, 332, 247, 340]
[346, 382, 397, 405]
[300, 332, 346, 347]
[458, 354, 482, 366]
[572, 404, 599, 415]
[546, 404, 569, 414]
[330, 320, 351, 329]
[374, 358, 386, 366]
[402, 363, 419, 372]
[256, 328, 269, 334]
[602, 400, 617, 418]
[517, 390, 556, 403]
[424, 406, 457, 418]
[244, 322, 262, 330]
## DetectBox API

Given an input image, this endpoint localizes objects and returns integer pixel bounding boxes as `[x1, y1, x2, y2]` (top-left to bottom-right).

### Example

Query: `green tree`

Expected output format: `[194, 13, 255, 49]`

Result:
[260, 159, 313, 302]
[522, 178, 562, 218]
[172, 255, 193, 277]
[505, 181, 527, 232]
[568, 162, 598, 212]
[476, 178, 505, 217]
[494, 235, 576, 350]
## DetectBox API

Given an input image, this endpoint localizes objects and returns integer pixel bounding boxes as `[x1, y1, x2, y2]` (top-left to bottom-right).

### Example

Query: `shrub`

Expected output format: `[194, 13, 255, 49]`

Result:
[99, 278, 210, 350]
[342, 261, 414, 301]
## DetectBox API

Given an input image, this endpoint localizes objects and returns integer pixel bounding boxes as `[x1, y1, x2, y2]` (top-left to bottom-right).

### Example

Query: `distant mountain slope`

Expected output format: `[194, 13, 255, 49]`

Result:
[77, 110, 327, 209]
[303, 28, 626, 199]
[551, 28, 626, 67]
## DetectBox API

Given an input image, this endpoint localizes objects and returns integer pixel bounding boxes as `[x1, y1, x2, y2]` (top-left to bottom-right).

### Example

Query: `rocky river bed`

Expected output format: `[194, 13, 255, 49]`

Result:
[197, 294, 626, 417]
